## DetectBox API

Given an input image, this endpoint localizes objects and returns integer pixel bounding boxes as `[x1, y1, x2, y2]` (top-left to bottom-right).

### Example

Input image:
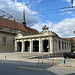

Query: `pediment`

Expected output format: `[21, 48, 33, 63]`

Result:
[16, 31, 23, 38]
[41, 30, 53, 36]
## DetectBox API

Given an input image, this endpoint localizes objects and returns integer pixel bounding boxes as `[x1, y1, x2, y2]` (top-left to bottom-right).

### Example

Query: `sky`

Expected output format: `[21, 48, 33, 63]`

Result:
[0, 0, 75, 38]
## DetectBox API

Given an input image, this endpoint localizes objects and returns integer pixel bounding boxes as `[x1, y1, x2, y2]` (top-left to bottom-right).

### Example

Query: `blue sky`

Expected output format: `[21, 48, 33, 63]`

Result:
[0, 0, 75, 38]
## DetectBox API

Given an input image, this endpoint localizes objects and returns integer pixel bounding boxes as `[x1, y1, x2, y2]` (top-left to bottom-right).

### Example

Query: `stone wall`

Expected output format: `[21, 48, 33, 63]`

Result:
[0, 32, 15, 52]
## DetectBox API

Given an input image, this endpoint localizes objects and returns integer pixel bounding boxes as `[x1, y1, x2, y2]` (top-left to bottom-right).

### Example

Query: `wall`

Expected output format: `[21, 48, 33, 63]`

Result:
[53, 37, 71, 53]
[0, 32, 15, 52]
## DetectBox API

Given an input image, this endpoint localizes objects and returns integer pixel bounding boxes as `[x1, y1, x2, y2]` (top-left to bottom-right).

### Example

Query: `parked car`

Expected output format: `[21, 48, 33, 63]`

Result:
[63, 53, 75, 58]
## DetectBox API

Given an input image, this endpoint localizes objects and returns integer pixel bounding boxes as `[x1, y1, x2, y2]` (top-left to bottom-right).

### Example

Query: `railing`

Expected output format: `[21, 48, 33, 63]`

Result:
[37, 56, 75, 67]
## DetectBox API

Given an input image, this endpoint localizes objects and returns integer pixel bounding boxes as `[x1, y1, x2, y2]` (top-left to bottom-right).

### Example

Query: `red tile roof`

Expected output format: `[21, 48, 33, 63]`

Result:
[65, 37, 75, 43]
[0, 17, 39, 34]
[52, 32, 59, 36]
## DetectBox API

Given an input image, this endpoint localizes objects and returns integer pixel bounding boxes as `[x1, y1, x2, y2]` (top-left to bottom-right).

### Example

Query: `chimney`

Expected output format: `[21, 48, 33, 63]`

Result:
[22, 6, 26, 27]
[22, 21, 26, 27]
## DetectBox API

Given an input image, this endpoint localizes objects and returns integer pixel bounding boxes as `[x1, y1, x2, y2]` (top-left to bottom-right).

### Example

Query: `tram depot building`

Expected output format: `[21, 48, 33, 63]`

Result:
[0, 16, 71, 54]
[15, 25, 71, 54]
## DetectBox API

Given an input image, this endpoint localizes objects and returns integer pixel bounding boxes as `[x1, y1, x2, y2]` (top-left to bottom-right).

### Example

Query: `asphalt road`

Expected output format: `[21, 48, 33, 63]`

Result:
[0, 60, 75, 75]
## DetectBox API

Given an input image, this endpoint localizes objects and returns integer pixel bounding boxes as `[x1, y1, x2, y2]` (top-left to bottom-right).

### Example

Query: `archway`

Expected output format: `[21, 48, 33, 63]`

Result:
[33, 41, 39, 52]
[17, 42, 22, 52]
[25, 41, 30, 52]
[43, 40, 49, 52]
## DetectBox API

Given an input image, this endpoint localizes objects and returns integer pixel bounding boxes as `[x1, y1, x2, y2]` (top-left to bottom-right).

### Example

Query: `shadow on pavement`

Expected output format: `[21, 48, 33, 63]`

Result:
[66, 73, 75, 75]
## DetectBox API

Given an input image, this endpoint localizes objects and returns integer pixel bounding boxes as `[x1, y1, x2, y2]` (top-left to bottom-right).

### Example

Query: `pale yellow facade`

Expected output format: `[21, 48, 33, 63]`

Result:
[15, 26, 71, 54]
[0, 32, 15, 52]
[0, 26, 30, 52]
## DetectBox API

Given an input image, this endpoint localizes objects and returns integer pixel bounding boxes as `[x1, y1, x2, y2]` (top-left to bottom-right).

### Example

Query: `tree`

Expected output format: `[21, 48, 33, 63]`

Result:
[73, 31, 75, 34]
[70, 39, 75, 52]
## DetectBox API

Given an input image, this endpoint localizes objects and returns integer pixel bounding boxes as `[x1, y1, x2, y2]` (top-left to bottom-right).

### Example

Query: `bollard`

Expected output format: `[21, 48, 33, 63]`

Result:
[52, 59, 54, 66]
[22, 55, 23, 58]
[42, 55, 43, 64]
[37, 57, 39, 65]
[5, 56, 6, 59]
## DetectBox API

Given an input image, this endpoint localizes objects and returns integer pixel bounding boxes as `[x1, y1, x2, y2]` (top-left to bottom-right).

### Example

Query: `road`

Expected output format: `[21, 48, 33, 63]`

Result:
[0, 60, 75, 75]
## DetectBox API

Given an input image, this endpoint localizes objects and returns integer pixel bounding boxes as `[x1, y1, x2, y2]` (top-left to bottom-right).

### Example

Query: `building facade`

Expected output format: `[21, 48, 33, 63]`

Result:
[15, 25, 71, 54]
[0, 16, 39, 52]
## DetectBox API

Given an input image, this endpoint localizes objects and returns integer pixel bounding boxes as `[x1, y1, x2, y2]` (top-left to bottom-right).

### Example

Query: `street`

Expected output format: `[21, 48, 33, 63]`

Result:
[0, 61, 75, 75]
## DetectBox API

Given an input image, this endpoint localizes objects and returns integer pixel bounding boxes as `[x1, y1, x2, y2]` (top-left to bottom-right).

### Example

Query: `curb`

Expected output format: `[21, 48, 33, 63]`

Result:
[37, 63, 53, 67]
[52, 66, 75, 69]
[37, 65, 51, 67]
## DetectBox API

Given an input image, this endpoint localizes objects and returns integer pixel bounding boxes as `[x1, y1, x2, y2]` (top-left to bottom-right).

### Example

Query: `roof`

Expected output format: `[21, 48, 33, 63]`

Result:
[52, 32, 59, 36]
[65, 37, 75, 43]
[0, 16, 39, 34]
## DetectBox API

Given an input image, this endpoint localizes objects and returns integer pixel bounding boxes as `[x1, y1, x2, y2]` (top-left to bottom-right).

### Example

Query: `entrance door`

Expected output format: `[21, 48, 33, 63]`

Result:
[25, 41, 30, 52]
[33, 41, 39, 52]
[17, 42, 22, 52]
[43, 40, 48, 52]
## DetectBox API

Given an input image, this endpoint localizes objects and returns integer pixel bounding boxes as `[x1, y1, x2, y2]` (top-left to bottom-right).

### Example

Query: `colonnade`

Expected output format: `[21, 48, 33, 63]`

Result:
[15, 37, 70, 53]
[15, 37, 53, 53]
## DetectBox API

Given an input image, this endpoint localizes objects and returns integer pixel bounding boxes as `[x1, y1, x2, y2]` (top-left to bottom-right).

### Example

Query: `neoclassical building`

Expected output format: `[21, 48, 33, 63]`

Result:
[15, 25, 71, 54]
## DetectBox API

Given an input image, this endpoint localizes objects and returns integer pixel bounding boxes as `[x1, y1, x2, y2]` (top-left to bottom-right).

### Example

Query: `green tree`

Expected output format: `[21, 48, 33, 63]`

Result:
[70, 39, 75, 52]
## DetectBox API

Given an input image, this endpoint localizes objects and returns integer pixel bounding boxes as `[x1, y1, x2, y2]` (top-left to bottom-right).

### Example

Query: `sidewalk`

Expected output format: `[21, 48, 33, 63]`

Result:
[0, 58, 75, 69]
[0, 52, 75, 68]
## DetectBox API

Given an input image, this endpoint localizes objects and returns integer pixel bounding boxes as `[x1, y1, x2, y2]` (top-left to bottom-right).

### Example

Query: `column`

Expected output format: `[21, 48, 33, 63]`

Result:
[21, 41, 25, 52]
[64, 42, 65, 51]
[50, 36, 53, 53]
[15, 41, 17, 52]
[39, 39, 43, 53]
[61, 41, 62, 51]
[30, 40, 33, 52]
[57, 40, 59, 52]
[65, 41, 66, 50]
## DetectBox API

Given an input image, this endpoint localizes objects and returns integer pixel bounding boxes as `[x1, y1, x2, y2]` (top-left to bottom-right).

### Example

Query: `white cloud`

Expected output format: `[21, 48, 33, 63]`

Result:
[0, 0, 75, 38]
[0, 0, 40, 26]
[52, 18, 75, 37]
[31, 18, 75, 38]
[66, 0, 71, 2]
[65, 0, 75, 6]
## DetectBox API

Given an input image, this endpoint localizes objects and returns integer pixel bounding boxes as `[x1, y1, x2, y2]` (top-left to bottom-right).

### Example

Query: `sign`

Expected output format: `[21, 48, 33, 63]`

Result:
[47, 45, 49, 49]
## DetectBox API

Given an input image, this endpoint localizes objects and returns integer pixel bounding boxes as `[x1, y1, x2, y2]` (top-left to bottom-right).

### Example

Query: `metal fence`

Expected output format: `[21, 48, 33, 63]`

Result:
[37, 55, 75, 67]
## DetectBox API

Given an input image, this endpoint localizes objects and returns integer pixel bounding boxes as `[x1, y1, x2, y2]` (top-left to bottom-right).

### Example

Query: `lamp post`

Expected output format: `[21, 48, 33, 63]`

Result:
[73, 31, 75, 52]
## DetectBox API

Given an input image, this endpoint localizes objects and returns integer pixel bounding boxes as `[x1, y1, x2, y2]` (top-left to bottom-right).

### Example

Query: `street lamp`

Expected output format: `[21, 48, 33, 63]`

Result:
[73, 31, 75, 52]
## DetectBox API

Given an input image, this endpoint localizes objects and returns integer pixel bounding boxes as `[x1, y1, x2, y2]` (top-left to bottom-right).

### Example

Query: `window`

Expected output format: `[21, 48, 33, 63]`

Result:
[67, 43, 68, 49]
[62, 42, 64, 49]
[23, 33, 26, 36]
[9, 30, 13, 32]
[59, 41, 61, 50]
[65, 42, 66, 49]
[0, 28, 3, 30]
[3, 37, 6, 46]
[13, 38, 15, 46]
